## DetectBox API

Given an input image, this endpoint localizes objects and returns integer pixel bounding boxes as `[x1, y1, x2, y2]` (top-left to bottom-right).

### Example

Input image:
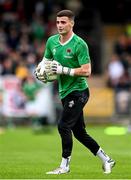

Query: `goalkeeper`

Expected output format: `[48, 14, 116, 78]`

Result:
[35, 9, 115, 175]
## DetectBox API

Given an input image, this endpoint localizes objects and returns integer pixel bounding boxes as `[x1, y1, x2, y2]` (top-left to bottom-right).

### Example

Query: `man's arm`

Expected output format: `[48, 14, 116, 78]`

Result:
[51, 61, 91, 77]
[73, 63, 91, 77]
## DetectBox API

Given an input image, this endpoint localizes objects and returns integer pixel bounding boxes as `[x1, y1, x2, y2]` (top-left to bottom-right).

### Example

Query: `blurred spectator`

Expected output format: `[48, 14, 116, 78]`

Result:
[15, 58, 29, 80]
[0, 26, 7, 42]
[16, 0, 25, 21]
[114, 33, 128, 56]
[31, 15, 47, 42]
[8, 51, 20, 73]
[0, 40, 9, 61]
[26, 53, 37, 73]
[20, 21, 32, 37]
[22, 74, 56, 125]
[22, 74, 42, 101]
[107, 54, 124, 88]
[0, 26, 9, 61]
[108, 32, 131, 116]
[115, 90, 130, 114]
[34, 39, 46, 59]
[1, 56, 14, 75]
[119, 54, 131, 90]
[6, 26, 20, 50]
[35, 0, 45, 17]
[17, 34, 33, 57]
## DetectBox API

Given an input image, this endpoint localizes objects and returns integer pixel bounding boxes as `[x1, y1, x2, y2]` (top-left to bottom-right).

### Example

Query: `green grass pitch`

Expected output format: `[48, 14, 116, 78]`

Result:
[0, 125, 131, 179]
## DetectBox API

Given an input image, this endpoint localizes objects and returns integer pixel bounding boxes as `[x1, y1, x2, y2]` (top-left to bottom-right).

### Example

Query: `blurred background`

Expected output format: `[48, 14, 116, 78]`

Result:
[0, 0, 131, 130]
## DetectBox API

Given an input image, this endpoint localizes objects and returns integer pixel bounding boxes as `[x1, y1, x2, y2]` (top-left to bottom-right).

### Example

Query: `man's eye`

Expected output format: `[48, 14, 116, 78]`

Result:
[61, 21, 66, 24]
[56, 21, 66, 25]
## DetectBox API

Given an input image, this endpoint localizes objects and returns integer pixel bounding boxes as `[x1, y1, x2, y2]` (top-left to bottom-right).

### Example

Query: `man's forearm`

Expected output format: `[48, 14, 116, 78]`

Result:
[73, 63, 91, 77]
[74, 67, 91, 77]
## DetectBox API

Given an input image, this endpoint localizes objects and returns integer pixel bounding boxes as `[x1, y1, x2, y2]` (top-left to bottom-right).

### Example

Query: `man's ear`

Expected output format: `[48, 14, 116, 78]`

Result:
[71, 20, 74, 27]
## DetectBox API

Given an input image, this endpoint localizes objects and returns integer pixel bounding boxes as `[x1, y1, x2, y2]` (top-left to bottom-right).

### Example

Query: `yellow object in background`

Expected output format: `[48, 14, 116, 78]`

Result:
[84, 87, 114, 117]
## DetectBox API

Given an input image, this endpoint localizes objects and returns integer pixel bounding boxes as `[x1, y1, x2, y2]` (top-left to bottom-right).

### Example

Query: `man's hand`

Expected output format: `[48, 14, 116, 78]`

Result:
[34, 60, 49, 83]
[34, 60, 58, 83]
[51, 60, 74, 76]
[35, 61, 45, 75]
[34, 68, 47, 83]
[51, 61, 63, 74]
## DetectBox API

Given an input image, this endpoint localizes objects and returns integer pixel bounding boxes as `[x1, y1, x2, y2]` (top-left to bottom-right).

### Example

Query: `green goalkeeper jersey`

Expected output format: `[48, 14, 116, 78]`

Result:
[44, 33, 91, 99]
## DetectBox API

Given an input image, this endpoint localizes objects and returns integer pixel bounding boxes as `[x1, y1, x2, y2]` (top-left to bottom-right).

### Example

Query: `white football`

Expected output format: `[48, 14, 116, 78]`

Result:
[35, 60, 58, 82]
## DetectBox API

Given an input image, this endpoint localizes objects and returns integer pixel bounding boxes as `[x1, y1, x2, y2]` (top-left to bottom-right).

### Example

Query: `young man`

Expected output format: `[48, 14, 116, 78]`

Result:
[35, 9, 115, 175]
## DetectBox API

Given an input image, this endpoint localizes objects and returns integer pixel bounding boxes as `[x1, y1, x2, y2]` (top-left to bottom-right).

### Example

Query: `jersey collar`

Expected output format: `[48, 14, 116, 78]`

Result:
[59, 33, 74, 46]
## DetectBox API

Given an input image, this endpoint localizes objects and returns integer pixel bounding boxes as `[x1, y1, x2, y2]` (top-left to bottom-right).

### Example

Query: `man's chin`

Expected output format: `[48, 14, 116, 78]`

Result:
[59, 32, 66, 35]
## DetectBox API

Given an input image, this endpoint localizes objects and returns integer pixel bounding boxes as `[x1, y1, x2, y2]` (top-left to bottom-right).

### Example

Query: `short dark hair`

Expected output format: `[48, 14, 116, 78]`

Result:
[57, 10, 75, 20]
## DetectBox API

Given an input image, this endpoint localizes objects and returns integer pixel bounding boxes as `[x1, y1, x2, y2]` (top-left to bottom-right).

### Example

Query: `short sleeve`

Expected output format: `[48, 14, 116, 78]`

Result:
[44, 38, 53, 59]
[76, 41, 90, 65]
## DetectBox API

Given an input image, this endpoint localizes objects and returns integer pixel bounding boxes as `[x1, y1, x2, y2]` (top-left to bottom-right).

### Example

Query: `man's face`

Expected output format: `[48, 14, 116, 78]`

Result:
[56, 16, 74, 35]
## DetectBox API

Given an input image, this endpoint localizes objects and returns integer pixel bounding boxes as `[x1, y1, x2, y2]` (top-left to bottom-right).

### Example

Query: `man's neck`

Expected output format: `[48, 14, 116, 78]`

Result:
[60, 31, 74, 44]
